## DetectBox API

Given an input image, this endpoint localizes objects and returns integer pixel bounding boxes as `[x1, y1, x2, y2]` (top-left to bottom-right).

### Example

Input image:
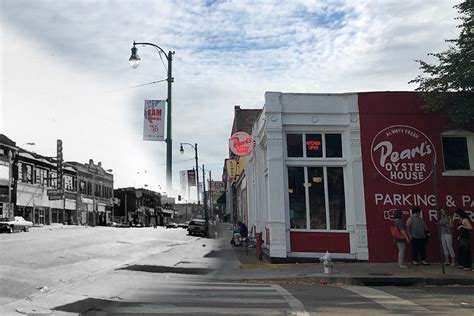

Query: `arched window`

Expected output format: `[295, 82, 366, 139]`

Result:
[441, 130, 474, 175]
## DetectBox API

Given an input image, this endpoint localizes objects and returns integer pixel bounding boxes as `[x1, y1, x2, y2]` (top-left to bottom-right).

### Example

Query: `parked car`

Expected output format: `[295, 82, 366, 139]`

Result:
[165, 222, 179, 229]
[0, 216, 33, 233]
[177, 221, 189, 229]
[187, 219, 208, 236]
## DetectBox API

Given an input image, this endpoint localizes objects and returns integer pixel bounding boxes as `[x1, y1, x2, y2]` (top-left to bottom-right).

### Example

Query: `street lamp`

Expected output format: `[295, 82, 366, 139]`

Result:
[129, 41, 175, 191]
[180, 143, 200, 205]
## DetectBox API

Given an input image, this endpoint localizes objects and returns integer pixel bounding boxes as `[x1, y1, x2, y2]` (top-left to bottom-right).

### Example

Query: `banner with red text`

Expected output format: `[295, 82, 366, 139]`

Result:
[143, 100, 165, 141]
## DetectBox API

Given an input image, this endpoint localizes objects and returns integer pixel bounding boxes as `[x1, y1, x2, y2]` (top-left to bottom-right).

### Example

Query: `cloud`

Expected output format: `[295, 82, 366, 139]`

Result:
[1, 0, 461, 196]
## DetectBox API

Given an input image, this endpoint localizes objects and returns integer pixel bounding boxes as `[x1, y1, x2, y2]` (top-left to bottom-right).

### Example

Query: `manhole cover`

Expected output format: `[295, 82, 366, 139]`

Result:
[368, 273, 393, 276]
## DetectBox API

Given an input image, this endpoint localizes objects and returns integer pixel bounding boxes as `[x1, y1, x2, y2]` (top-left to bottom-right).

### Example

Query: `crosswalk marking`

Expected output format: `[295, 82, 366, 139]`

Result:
[342, 285, 429, 312]
[272, 284, 310, 316]
[96, 280, 309, 315]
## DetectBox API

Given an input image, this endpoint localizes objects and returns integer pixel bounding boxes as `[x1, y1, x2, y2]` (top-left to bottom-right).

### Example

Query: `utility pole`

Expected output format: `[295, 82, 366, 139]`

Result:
[202, 164, 208, 237]
[432, 157, 445, 275]
[209, 170, 213, 220]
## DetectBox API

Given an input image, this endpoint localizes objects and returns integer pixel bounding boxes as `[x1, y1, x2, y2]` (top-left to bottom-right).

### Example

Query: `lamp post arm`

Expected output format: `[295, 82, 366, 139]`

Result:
[133, 41, 168, 59]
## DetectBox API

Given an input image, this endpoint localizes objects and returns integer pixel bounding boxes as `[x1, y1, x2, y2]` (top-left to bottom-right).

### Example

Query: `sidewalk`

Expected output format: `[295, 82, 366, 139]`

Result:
[216, 223, 474, 286]
[30, 223, 88, 231]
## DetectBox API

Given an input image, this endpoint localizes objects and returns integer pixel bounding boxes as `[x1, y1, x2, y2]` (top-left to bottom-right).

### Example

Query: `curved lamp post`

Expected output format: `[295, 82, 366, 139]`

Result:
[179, 143, 200, 205]
[129, 41, 174, 191]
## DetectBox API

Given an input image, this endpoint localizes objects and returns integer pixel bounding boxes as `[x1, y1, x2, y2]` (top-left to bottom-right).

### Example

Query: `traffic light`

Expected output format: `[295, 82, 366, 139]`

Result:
[178, 195, 181, 201]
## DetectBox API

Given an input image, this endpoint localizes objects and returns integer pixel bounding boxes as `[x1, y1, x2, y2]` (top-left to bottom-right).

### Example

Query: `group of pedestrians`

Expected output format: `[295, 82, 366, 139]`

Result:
[392, 207, 472, 270]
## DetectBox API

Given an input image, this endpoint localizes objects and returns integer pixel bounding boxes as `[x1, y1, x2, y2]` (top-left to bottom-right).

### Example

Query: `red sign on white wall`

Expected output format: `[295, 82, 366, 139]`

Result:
[229, 132, 254, 156]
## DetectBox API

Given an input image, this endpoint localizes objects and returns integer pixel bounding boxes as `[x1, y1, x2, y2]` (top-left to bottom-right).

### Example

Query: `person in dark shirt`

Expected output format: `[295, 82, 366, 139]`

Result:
[238, 221, 248, 238]
[455, 208, 473, 271]
[232, 221, 248, 246]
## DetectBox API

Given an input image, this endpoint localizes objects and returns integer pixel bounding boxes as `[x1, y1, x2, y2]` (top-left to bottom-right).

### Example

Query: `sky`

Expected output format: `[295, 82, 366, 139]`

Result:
[0, 0, 461, 199]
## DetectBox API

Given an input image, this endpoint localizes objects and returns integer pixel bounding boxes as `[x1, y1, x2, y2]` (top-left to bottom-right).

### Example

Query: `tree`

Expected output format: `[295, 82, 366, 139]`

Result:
[410, 0, 473, 128]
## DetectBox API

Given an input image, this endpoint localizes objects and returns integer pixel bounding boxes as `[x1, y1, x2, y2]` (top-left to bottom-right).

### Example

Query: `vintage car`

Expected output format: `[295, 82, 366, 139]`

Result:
[177, 221, 189, 229]
[165, 222, 179, 229]
[0, 216, 33, 233]
[187, 219, 208, 236]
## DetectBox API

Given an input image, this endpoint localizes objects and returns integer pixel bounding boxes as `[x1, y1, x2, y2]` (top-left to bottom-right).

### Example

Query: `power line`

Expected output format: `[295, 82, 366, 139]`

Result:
[112, 79, 168, 92]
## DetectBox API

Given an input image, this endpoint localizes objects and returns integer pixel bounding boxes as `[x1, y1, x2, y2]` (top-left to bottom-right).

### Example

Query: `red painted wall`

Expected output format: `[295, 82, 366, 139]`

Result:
[358, 92, 474, 262]
[290, 231, 350, 253]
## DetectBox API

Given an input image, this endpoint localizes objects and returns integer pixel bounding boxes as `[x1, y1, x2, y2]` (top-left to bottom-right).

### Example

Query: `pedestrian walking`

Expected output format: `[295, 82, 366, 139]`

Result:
[440, 208, 456, 266]
[455, 208, 472, 271]
[407, 206, 430, 266]
[392, 209, 411, 269]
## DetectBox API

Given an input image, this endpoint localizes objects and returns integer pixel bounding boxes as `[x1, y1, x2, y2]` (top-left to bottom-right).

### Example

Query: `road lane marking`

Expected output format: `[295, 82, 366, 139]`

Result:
[342, 285, 429, 312]
[272, 284, 310, 316]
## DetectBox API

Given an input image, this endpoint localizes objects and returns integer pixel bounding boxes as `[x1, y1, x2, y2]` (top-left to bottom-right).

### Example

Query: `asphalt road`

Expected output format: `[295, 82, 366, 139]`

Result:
[1, 225, 473, 315]
[0, 225, 196, 306]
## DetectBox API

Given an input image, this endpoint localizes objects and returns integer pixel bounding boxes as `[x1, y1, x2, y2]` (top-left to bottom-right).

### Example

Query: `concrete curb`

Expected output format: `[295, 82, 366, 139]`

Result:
[218, 272, 474, 286]
[226, 273, 474, 287]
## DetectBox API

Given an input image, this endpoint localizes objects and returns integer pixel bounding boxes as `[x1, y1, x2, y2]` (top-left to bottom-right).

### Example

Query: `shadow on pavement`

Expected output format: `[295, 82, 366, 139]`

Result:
[117, 264, 214, 275]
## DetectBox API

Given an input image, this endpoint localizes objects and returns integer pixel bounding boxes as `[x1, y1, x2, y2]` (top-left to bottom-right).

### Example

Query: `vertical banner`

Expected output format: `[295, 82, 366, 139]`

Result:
[226, 159, 237, 180]
[187, 170, 196, 186]
[143, 100, 166, 141]
[180, 170, 187, 196]
[56, 139, 63, 191]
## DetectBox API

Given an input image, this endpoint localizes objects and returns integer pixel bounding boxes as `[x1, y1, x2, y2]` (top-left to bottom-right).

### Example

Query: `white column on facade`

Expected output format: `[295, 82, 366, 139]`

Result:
[348, 113, 368, 260]
[246, 153, 257, 234]
[264, 92, 287, 258]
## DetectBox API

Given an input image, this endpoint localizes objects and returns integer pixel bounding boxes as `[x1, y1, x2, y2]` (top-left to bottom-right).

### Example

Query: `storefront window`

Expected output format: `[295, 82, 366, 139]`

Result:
[287, 133, 343, 158]
[64, 175, 74, 191]
[50, 172, 57, 188]
[288, 166, 346, 231]
[325, 134, 343, 158]
[288, 167, 306, 229]
[35, 168, 41, 184]
[41, 169, 49, 186]
[19, 163, 33, 184]
[308, 167, 326, 229]
[327, 167, 346, 230]
[442, 136, 470, 170]
[287, 134, 303, 157]
[306, 134, 323, 158]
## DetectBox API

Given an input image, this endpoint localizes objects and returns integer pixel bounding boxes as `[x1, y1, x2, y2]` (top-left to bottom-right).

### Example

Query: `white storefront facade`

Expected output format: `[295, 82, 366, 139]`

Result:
[244, 91, 474, 263]
[246, 92, 368, 261]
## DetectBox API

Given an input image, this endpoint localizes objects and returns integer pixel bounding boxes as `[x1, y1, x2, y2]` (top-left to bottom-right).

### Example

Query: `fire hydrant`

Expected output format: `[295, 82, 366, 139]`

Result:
[320, 251, 333, 274]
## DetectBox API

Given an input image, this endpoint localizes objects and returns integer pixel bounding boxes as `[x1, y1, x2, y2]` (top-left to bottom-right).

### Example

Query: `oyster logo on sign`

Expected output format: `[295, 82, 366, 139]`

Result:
[371, 125, 436, 186]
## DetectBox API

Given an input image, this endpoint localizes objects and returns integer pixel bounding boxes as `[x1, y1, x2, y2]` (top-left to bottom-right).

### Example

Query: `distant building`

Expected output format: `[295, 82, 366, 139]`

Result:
[114, 187, 161, 226]
[68, 160, 114, 226]
[0, 134, 80, 225]
[224, 106, 262, 224]
[0, 135, 17, 217]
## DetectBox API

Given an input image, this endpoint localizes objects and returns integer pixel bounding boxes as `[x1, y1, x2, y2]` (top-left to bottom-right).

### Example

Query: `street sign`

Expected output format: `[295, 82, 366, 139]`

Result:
[47, 188, 64, 200]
